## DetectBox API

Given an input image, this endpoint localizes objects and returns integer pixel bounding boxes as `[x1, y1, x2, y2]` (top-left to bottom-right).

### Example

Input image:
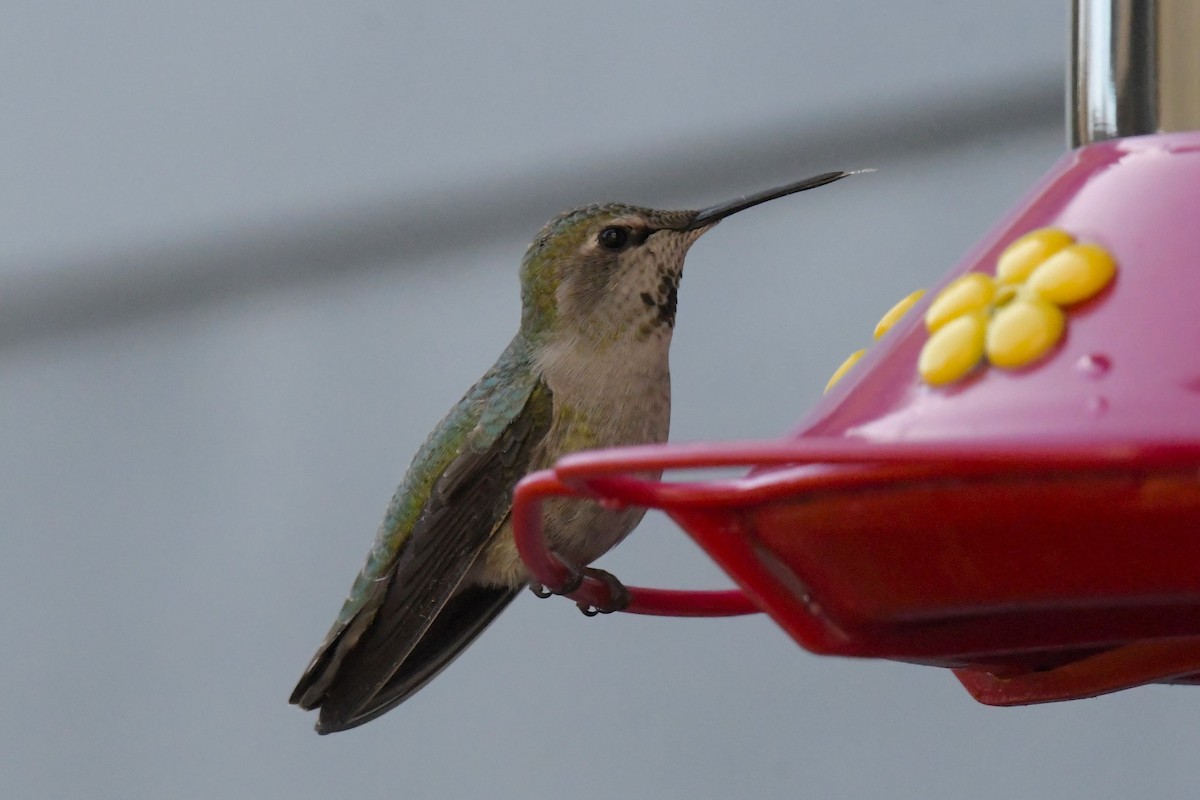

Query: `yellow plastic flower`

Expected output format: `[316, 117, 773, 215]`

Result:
[919, 310, 987, 385]
[825, 290, 925, 392]
[924, 274, 995, 333]
[874, 290, 926, 340]
[825, 349, 866, 392]
[996, 227, 1074, 283]
[823, 227, 1117, 393]
[917, 227, 1116, 386]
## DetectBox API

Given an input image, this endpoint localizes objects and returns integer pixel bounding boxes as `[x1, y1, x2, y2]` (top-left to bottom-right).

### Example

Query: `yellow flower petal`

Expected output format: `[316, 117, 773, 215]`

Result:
[925, 273, 996, 333]
[985, 298, 1065, 368]
[1025, 242, 1116, 305]
[825, 348, 866, 392]
[919, 311, 986, 385]
[873, 289, 926, 340]
[996, 228, 1075, 284]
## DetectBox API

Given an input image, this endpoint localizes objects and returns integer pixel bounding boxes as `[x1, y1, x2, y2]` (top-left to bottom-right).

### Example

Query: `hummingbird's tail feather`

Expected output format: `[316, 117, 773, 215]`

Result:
[289, 626, 348, 710]
[314, 583, 521, 734]
[289, 579, 394, 711]
[288, 513, 470, 714]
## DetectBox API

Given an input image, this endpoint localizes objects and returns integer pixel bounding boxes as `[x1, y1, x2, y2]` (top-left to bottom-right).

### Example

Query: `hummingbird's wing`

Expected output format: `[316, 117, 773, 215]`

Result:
[290, 345, 553, 732]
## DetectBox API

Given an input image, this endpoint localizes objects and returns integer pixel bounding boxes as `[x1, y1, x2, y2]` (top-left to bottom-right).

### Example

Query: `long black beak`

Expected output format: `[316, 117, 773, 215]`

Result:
[685, 170, 861, 230]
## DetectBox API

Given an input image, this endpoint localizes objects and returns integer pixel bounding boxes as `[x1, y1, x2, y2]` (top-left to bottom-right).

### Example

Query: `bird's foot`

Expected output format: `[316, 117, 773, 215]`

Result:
[574, 567, 631, 616]
[528, 562, 630, 615]
[528, 558, 585, 599]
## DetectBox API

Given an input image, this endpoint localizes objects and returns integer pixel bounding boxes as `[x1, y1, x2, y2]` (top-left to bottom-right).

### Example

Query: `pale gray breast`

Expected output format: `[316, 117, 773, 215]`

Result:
[528, 336, 673, 565]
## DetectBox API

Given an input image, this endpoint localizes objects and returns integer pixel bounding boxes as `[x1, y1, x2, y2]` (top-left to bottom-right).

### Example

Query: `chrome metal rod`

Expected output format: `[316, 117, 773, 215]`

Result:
[1071, 0, 1200, 147]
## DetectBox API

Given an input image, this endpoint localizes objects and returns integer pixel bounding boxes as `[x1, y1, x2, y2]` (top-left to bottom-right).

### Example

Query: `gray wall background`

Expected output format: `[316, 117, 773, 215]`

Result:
[3, 3, 1194, 799]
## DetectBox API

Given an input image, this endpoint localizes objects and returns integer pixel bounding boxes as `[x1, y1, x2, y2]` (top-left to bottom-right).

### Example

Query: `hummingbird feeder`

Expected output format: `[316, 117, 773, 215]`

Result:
[512, 0, 1200, 705]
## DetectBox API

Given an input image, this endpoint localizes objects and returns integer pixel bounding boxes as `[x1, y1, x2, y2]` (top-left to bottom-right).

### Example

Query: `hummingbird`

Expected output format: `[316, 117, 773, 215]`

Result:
[290, 170, 855, 733]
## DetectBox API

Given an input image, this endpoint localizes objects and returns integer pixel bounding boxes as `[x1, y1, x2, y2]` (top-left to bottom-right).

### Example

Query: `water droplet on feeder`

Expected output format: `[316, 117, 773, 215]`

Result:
[1076, 353, 1112, 378]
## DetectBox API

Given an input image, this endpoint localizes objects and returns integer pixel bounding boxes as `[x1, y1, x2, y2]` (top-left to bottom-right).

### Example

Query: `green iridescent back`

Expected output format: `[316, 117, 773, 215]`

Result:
[332, 334, 540, 627]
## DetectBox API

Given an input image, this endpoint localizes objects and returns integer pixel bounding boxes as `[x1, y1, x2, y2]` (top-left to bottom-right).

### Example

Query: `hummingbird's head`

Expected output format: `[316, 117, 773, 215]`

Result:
[519, 204, 704, 343]
[517, 171, 853, 346]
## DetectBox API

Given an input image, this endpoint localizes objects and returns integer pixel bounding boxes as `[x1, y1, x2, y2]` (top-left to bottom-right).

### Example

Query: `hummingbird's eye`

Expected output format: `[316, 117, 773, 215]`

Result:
[597, 226, 631, 251]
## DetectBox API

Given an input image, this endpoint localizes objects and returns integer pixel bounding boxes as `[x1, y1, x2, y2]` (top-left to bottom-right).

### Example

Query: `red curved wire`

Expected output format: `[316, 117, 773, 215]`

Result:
[511, 469, 758, 617]
[512, 436, 1200, 618]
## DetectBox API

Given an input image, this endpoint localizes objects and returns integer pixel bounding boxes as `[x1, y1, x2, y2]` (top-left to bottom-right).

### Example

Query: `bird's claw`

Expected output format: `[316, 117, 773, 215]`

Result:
[527, 558, 584, 599]
[575, 567, 631, 616]
[528, 563, 630, 615]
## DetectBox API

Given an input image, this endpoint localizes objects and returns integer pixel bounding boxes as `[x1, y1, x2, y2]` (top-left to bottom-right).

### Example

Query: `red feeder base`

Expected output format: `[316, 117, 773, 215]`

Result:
[514, 133, 1200, 705]
[513, 440, 1200, 705]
